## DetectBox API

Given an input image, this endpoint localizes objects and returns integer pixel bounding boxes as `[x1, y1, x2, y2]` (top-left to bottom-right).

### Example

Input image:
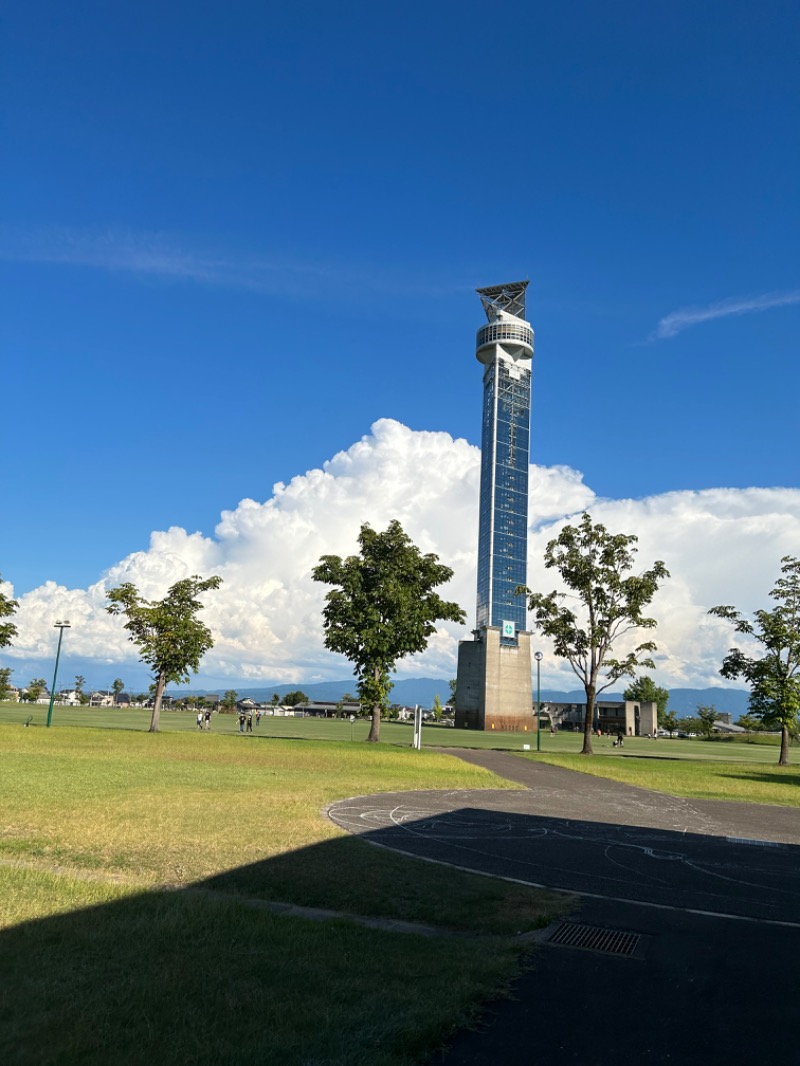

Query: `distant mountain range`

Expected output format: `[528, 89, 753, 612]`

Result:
[177, 678, 752, 717]
[1, 649, 751, 716]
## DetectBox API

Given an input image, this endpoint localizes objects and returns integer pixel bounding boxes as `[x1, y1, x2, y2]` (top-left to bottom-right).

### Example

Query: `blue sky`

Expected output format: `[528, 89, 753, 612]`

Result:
[2, 2, 800, 689]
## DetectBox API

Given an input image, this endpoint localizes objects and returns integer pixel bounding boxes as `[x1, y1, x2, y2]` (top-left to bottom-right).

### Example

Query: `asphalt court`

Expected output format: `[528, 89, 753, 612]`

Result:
[327, 752, 800, 924]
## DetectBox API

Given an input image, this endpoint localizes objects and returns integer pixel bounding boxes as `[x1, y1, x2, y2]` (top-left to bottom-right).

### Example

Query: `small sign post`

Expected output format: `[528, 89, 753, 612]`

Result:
[412, 704, 422, 750]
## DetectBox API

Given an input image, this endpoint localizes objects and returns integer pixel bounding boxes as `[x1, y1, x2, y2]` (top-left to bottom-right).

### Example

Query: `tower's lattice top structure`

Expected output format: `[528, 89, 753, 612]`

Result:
[476, 280, 529, 321]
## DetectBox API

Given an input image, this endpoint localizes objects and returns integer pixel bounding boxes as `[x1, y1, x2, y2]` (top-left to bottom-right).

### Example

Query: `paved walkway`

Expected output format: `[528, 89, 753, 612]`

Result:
[327, 750, 800, 1065]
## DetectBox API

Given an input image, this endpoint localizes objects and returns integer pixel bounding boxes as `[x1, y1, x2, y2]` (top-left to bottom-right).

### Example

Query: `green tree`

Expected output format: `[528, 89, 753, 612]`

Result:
[0, 667, 13, 701]
[623, 676, 670, 724]
[0, 577, 18, 648]
[697, 705, 719, 739]
[710, 556, 800, 766]
[75, 675, 86, 696]
[662, 710, 678, 737]
[221, 690, 238, 713]
[432, 694, 444, 721]
[282, 690, 309, 707]
[26, 678, 47, 703]
[106, 575, 222, 733]
[736, 713, 764, 735]
[677, 716, 701, 734]
[522, 512, 669, 756]
[112, 678, 125, 706]
[313, 520, 466, 742]
[270, 693, 280, 708]
[448, 678, 457, 709]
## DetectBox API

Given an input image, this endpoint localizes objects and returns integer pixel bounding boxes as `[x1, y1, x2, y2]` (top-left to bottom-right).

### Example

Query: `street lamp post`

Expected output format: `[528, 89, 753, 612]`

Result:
[46, 621, 71, 728]
[534, 651, 543, 752]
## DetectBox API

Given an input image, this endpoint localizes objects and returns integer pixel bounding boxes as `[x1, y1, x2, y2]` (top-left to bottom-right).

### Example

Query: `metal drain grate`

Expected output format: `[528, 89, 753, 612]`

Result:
[545, 922, 641, 957]
[726, 837, 783, 848]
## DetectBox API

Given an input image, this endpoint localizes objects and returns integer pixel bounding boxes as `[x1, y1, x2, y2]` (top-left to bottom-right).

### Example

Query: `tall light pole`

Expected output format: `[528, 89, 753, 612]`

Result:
[534, 651, 543, 752]
[46, 621, 71, 728]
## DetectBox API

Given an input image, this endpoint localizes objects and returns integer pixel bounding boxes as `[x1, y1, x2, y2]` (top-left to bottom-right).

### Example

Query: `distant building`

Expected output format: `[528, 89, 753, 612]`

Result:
[89, 691, 114, 707]
[543, 699, 659, 737]
[297, 700, 361, 718]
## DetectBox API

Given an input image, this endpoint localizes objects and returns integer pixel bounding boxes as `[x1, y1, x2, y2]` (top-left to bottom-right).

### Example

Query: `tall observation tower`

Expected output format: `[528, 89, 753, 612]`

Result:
[455, 281, 534, 731]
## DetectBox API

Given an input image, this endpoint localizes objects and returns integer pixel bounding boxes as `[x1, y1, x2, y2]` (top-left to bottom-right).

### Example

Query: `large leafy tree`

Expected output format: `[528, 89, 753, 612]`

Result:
[26, 678, 47, 703]
[522, 512, 669, 756]
[0, 576, 18, 649]
[74, 675, 91, 705]
[709, 556, 800, 766]
[106, 575, 222, 732]
[697, 705, 719, 739]
[623, 675, 669, 724]
[282, 690, 309, 707]
[312, 520, 466, 742]
[112, 678, 125, 706]
[0, 667, 13, 702]
[662, 709, 678, 736]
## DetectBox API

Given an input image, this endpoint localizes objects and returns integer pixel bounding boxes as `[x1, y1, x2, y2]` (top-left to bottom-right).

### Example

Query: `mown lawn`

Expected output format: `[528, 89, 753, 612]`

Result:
[0, 724, 570, 1066]
[1, 702, 788, 761]
[527, 751, 800, 807]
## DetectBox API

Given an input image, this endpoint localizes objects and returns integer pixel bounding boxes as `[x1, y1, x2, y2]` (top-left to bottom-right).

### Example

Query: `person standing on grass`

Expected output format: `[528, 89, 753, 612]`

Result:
[196, 711, 203, 730]
[204, 709, 212, 731]
[238, 711, 245, 733]
[246, 712, 253, 733]
[255, 709, 261, 727]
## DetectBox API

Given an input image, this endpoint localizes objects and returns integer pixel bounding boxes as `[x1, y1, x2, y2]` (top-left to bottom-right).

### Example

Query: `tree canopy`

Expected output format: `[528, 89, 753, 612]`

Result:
[0, 577, 18, 649]
[0, 667, 12, 701]
[522, 512, 669, 755]
[312, 520, 465, 742]
[697, 705, 719, 738]
[623, 676, 670, 723]
[106, 575, 222, 732]
[709, 555, 800, 765]
[281, 690, 309, 707]
[26, 678, 46, 703]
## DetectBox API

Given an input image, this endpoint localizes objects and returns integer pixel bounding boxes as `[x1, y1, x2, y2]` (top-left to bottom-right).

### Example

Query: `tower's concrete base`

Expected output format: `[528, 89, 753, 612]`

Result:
[454, 626, 534, 732]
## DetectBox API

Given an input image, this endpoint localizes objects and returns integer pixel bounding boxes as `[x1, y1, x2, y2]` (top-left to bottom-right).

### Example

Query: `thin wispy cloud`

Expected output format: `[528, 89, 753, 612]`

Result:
[652, 289, 800, 340]
[0, 225, 468, 302]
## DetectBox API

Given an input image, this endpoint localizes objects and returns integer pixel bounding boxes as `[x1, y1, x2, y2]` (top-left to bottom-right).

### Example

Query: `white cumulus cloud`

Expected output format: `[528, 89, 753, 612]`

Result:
[5, 419, 800, 691]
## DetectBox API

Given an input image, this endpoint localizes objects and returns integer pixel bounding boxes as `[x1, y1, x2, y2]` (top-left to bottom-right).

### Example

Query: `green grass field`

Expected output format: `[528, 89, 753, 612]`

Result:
[2, 701, 797, 1061]
[0, 701, 788, 761]
[0, 721, 570, 1066]
[530, 752, 800, 806]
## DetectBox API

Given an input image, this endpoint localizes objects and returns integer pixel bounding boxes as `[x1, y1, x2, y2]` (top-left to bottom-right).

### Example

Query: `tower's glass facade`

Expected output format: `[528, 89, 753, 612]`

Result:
[474, 283, 533, 640]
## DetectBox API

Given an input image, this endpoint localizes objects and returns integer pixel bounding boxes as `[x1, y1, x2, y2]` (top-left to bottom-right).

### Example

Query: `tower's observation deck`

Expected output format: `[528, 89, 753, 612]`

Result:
[475, 280, 534, 365]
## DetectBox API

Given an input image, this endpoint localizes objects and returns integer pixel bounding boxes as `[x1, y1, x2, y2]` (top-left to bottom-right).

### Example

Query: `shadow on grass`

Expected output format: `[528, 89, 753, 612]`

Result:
[0, 821, 567, 1066]
[719, 770, 800, 787]
[4, 796, 799, 1066]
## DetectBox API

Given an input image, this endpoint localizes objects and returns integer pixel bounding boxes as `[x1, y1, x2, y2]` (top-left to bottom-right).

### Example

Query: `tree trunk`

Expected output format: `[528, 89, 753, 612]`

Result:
[778, 724, 790, 766]
[366, 665, 382, 742]
[366, 703, 381, 742]
[149, 672, 166, 733]
[581, 682, 595, 755]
